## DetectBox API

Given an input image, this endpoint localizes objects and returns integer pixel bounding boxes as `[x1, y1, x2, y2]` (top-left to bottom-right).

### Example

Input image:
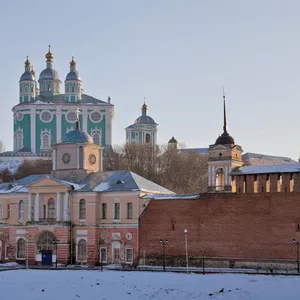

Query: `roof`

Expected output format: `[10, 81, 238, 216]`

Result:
[20, 71, 34, 82]
[62, 129, 94, 144]
[178, 148, 209, 154]
[14, 94, 112, 107]
[143, 193, 200, 200]
[230, 163, 300, 176]
[0, 171, 174, 195]
[242, 152, 297, 164]
[39, 67, 60, 81]
[134, 115, 157, 125]
[65, 70, 81, 81]
[215, 131, 235, 145]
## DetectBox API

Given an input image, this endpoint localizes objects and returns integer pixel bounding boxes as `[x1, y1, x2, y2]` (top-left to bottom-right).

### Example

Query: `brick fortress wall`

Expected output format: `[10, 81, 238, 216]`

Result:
[139, 192, 300, 269]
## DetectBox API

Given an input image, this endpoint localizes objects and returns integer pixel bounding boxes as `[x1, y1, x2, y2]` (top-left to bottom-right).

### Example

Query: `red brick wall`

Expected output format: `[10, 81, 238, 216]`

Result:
[139, 192, 300, 263]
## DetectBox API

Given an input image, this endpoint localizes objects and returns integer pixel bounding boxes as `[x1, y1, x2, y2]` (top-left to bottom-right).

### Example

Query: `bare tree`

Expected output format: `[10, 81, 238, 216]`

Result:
[0, 140, 5, 153]
[103, 144, 208, 193]
[15, 159, 52, 180]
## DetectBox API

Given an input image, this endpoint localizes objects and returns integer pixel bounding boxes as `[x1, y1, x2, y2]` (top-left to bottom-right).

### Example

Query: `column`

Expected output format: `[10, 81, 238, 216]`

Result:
[53, 148, 56, 171]
[34, 193, 39, 221]
[30, 109, 36, 153]
[56, 192, 61, 221]
[105, 109, 112, 146]
[212, 166, 216, 186]
[208, 166, 211, 186]
[63, 192, 70, 221]
[76, 147, 79, 169]
[56, 108, 62, 143]
[27, 194, 32, 221]
[82, 107, 88, 133]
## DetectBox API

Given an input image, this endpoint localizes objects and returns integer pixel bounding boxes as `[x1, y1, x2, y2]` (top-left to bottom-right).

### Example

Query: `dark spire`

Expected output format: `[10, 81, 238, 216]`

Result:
[223, 87, 227, 133]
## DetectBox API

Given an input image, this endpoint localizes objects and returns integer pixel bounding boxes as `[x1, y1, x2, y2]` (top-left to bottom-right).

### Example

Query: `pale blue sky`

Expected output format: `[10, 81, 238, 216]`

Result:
[1, 1, 300, 159]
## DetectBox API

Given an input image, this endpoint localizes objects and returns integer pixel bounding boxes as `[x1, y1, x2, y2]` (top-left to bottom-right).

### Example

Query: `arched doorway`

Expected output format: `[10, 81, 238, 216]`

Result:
[36, 231, 56, 265]
[216, 168, 225, 191]
[145, 133, 151, 143]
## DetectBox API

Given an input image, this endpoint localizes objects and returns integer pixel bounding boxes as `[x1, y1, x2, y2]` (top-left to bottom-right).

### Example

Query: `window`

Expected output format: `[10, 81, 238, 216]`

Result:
[127, 202, 133, 219]
[125, 248, 133, 263]
[79, 199, 86, 220]
[18, 200, 24, 220]
[7, 204, 10, 218]
[17, 238, 25, 259]
[40, 129, 51, 150]
[89, 111, 103, 123]
[71, 86, 74, 93]
[66, 86, 69, 93]
[145, 133, 151, 143]
[66, 110, 77, 123]
[40, 110, 53, 123]
[14, 128, 24, 151]
[100, 247, 107, 263]
[48, 198, 56, 219]
[91, 128, 102, 145]
[37, 231, 56, 253]
[78, 239, 87, 261]
[114, 203, 120, 220]
[0, 204, 2, 222]
[102, 203, 107, 219]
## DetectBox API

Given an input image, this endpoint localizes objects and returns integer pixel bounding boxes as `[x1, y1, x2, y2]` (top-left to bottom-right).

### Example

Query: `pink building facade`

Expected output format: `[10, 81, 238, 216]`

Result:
[0, 122, 173, 266]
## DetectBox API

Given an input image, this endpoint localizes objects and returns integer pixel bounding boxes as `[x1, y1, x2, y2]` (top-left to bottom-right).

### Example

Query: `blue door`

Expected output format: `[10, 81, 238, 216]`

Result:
[42, 251, 52, 265]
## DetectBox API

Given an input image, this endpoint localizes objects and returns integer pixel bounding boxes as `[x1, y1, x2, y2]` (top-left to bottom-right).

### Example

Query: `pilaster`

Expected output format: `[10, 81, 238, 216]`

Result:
[56, 192, 61, 221]
[63, 192, 70, 221]
[28, 194, 32, 221]
[34, 193, 39, 221]
[105, 109, 112, 146]
[82, 107, 88, 133]
[56, 108, 62, 143]
[30, 108, 36, 153]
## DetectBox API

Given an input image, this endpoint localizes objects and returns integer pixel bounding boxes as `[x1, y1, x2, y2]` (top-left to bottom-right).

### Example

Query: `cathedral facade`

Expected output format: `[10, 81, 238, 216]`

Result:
[13, 46, 113, 154]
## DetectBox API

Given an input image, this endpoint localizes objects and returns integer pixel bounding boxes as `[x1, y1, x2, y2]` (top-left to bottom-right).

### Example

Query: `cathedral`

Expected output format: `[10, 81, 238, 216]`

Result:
[13, 46, 113, 154]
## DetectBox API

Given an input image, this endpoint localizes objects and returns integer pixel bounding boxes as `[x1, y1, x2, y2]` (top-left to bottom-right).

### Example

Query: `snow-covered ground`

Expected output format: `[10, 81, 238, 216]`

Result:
[1, 270, 300, 300]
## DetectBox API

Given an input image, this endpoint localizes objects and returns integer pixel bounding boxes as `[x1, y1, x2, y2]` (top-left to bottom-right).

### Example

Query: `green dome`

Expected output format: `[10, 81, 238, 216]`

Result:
[62, 129, 94, 144]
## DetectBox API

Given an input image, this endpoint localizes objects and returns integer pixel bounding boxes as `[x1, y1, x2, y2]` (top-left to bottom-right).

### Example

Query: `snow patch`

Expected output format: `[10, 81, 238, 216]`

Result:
[93, 181, 110, 192]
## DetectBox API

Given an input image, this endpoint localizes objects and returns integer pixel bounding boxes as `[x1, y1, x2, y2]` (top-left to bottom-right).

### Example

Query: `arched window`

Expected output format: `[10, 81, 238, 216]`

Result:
[78, 239, 87, 261]
[14, 128, 24, 151]
[41, 129, 51, 150]
[18, 200, 24, 220]
[71, 86, 74, 93]
[145, 133, 151, 143]
[91, 128, 102, 146]
[17, 238, 25, 259]
[37, 231, 56, 253]
[66, 86, 69, 93]
[79, 199, 86, 220]
[48, 199, 56, 219]
[216, 168, 225, 191]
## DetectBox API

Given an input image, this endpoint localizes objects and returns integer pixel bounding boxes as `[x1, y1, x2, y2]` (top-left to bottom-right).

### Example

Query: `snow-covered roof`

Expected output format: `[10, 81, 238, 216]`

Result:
[179, 148, 209, 155]
[242, 152, 297, 164]
[143, 193, 200, 200]
[0, 171, 174, 195]
[230, 163, 300, 176]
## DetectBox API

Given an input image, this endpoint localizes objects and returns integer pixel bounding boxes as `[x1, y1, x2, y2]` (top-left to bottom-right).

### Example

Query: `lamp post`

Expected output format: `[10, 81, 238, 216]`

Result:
[53, 238, 60, 268]
[159, 239, 168, 272]
[200, 250, 207, 275]
[26, 231, 29, 270]
[184, 228, 188, 274]
[293, 239, 300, 273]
[101, 248, 105, 272]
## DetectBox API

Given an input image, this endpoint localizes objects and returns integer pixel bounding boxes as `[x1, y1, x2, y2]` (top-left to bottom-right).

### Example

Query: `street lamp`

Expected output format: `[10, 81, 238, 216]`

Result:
[184, 228, 188, 274]
[293, 239, 300, 273]
[26, 231, 29, 270]
[159, 239, 168, 272]
[53, 238, 60, 268]
[200, 250, 207, 275]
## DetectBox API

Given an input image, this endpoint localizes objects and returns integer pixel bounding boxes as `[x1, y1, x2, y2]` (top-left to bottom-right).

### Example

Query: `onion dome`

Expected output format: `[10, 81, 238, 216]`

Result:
[39, 45, 60, 81]
[20, 56, 34, 82]
[62, 130, 94, 144]
[168, 136, 178, 143]
[45, 45, 54, 62]
[65, 56, 81, 81]
[134, 102, 157, 125]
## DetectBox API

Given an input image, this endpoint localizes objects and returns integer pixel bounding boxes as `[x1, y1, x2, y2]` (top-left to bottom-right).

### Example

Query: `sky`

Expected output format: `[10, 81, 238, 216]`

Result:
[1, 1, 300, 159]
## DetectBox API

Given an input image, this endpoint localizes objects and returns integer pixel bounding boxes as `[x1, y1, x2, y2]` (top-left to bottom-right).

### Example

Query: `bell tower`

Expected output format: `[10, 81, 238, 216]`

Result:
[207, 89, 243, 192]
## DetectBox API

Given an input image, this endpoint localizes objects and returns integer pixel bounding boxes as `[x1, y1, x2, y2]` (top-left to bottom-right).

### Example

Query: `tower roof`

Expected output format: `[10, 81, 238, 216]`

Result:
[168, 136, 177, 143]
[20, 56, 35, 82]
[65, 56, 81, 81]
[215, 89, 235, 145]
[134, 102, 157, 125]
[38, 45, 61, 82]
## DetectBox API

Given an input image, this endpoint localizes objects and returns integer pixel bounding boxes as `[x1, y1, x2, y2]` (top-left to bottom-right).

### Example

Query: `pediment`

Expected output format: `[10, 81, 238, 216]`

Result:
[28, 176, 70, 188]
[209, 144, 228, 150]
